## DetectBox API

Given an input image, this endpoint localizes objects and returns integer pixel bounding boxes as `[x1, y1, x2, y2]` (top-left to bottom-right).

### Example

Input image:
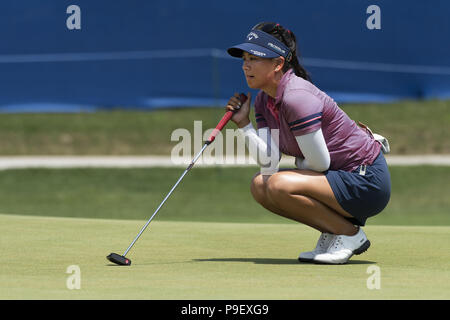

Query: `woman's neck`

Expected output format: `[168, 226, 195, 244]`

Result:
[262, 71, 284, 99]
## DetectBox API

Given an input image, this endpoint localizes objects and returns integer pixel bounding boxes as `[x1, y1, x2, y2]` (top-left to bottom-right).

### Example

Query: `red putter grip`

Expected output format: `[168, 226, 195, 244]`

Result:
[206, 93, 248, 144]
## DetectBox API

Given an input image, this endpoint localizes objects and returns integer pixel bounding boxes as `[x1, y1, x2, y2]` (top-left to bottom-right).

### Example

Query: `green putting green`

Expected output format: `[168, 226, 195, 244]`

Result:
[1, 214, 448, 299]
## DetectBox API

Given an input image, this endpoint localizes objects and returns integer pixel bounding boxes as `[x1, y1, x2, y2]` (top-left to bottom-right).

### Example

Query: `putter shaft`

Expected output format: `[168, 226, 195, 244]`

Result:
[120, 93, 247, 258]
[122, 143, 208, 256]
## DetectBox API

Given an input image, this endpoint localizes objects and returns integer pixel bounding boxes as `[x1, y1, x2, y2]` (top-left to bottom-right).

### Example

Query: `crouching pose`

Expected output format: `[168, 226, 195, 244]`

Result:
[226, 22, 391, 264]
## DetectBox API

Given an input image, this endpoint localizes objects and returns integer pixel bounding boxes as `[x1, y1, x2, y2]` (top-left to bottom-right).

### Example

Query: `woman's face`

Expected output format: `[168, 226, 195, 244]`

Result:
[241, 51, 282, 90]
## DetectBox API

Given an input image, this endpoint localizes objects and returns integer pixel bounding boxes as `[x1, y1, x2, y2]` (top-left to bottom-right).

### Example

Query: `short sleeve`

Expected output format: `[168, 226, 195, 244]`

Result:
[282, 89, 324, 136]
[254, 91, 268, 129]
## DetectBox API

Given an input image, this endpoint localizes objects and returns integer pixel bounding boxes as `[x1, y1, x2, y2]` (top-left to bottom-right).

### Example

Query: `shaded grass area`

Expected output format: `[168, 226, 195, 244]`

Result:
[0, 166, 448, 226]
[1, 214, 449, 299]
[0, 99, 449, 155]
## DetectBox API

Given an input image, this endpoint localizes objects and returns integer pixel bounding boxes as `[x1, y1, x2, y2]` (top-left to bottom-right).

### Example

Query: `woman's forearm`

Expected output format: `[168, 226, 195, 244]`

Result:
[238, 123, 280, 175]
[295, 129, 330, 172]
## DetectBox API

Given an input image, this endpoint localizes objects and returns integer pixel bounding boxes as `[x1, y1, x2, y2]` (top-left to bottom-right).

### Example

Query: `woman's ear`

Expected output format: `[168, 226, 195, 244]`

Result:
[275, 57, 285, 72]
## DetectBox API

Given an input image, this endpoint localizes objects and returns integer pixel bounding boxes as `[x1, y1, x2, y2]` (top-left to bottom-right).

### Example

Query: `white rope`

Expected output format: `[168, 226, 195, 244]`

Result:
[0, 49, 449, 75]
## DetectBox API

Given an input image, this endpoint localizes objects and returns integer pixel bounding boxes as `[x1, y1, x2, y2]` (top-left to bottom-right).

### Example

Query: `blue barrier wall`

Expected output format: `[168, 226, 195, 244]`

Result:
[1, 0, 450, 112]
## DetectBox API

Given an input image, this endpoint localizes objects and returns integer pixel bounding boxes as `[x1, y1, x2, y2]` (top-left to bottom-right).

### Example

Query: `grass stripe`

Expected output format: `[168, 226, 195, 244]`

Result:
[0, 166, 448, 226]
[1, 214, 448, 299]
[0, 100, 448, 155]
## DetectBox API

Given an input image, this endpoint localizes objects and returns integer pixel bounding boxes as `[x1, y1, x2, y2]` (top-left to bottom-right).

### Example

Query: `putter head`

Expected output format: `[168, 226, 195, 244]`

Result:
[107, 253, 131, 266]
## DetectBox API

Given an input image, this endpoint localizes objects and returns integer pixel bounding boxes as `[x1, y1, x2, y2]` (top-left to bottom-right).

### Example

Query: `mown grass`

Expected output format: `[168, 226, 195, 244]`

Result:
[1, 100, 448, 301]
[0, 99, 448, 155]
[0, 166, 448, 226]
[1, 214, 449, 299]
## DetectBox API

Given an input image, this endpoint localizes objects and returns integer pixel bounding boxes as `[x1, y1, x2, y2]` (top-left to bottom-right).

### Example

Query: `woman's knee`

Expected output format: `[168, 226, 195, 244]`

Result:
[250, 172, 267, 203]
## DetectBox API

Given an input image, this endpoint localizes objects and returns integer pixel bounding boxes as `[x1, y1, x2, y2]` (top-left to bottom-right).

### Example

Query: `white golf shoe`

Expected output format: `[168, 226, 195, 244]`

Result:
[298, 232, 336, 262]
[313, 227, 371, 265]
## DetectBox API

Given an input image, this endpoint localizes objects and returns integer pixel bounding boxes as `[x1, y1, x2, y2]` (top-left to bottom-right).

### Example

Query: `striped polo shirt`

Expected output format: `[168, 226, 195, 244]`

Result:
[254, 69, 381, 171]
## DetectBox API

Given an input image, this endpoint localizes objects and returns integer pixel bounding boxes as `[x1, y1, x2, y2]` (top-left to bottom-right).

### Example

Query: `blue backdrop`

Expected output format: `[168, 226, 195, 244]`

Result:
[1, 0, 449, 112]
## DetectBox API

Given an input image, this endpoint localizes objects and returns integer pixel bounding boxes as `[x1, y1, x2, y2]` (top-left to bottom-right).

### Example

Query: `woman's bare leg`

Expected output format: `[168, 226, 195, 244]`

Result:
[250, 170, 358, 236]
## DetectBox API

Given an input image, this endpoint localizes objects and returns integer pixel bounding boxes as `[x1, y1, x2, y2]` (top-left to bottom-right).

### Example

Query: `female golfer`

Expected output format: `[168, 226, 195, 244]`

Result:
[226, 22, 391, 264]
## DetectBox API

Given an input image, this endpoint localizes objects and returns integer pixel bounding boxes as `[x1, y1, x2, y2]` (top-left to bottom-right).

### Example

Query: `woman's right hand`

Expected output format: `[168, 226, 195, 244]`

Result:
[225, 92, 252, 128]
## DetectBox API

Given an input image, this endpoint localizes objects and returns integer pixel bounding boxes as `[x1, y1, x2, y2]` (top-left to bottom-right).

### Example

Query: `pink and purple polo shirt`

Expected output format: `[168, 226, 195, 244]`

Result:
[254, 69, 381, 172]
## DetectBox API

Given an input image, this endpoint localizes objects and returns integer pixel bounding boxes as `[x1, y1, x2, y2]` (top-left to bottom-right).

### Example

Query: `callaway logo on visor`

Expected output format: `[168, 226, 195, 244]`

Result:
[246, 30, 290, 58]
[247, 32, 259, 40]
[227, 29, 292, 61]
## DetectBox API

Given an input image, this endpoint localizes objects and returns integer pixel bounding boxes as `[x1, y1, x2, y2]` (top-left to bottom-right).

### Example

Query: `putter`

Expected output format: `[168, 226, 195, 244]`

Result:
[107, 93, 248, 266]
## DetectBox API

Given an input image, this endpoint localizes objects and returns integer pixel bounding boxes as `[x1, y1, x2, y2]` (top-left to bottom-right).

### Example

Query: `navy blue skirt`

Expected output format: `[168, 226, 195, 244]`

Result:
[325, 151, 391, 226]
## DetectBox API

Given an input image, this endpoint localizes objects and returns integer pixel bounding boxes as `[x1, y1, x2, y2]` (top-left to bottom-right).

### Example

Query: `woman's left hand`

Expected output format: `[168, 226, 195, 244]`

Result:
[225, 92, 252, 128]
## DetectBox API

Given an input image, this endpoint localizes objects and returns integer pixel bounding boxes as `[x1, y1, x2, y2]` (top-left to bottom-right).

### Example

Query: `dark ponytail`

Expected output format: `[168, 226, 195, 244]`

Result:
[253, 22, 311, 82]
